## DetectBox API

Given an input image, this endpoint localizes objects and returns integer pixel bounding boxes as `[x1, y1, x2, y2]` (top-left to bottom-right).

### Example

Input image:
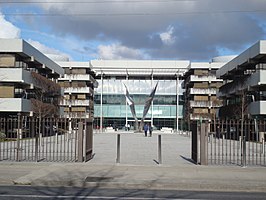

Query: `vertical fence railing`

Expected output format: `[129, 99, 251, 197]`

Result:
[0, 116, 89, 162]
[207, 119, 266, 167]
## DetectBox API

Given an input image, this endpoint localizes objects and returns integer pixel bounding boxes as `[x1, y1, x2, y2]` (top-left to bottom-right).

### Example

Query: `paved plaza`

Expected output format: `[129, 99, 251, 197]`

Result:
[0, 131, 266, 192]
[90, 131, 192, 166]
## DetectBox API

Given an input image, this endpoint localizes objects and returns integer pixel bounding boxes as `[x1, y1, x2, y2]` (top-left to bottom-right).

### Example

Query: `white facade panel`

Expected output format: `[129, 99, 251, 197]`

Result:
[189, 88, 217, 95]
[248, 101, 266, 115]
[260, 41, 266, 54]
[0, 98, 31, 112]
[61, 74, 95, 82]
[0, 68, 33, 85]
[64, 87, 93, 94]
[61, 99, 92, 106]
[190, 75, 222, 82]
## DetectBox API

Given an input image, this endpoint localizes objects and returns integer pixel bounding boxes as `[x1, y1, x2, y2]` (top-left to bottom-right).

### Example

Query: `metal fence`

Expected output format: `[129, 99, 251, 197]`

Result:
[0, 116, 91, 162]
[208, 120, 266, 166]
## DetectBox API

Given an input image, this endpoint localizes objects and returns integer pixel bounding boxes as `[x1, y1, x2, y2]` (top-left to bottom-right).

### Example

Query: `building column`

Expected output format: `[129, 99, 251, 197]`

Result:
[151, 74, 154, 126]
[126, 75, 128, 128]
[100, 73, 103, 132]
[176, 76, 179, 131]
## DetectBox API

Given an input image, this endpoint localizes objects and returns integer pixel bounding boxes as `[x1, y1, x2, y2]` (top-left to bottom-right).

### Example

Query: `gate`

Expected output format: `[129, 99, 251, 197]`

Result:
[193, 120, 266, 167]
[0, 116, 93, 162]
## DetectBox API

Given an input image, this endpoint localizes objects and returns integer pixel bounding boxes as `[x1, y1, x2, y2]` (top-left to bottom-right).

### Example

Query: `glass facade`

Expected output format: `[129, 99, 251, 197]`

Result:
[94, 78, 184, 130]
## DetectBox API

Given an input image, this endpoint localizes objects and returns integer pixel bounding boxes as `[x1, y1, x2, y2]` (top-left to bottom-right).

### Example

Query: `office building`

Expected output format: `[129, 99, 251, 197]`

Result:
[90, 60, 189, 131]
[0, 39, 64, 117]
[182, 60, 226, 125]
[217, 40, 266, 118]
[58, 62, 97, 119]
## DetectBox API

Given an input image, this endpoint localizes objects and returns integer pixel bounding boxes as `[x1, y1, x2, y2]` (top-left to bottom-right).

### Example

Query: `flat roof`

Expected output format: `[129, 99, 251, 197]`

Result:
[0, 39, 64, 76]
[90, 60, 190, 77]
[189, 62, 225, 70]
[57, 61, 91, 68]
[217, 40, 266, 79]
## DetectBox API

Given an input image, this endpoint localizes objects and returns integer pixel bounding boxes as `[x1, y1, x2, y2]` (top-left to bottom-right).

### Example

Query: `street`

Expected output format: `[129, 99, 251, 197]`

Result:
[0, 186, 265, 200]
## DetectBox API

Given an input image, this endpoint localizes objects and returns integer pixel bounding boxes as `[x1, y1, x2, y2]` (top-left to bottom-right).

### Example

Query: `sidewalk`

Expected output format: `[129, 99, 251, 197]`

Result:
[0, 132, 266, 192]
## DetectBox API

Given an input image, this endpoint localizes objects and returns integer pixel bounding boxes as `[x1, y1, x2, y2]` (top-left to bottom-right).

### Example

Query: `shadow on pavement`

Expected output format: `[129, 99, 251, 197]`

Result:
[179, 155, 196, 164]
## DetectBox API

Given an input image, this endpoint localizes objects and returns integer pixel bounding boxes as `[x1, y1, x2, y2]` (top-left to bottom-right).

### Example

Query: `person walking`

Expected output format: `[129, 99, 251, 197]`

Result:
[149, 124, 153, 137]
[143, 123, 148, 137]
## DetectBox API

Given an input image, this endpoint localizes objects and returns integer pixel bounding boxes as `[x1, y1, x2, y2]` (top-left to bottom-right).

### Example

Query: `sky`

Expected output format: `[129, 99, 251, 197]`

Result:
[0, 0, 266, 62]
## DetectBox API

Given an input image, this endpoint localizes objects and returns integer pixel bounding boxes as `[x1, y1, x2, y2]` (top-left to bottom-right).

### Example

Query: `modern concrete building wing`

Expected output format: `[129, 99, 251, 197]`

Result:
[0, 39, 63, 75]
[217, 40, 266, 117]
[182, 60, 225, 124]
[0, 39, 63, 116]
[58, 61, 97, 119]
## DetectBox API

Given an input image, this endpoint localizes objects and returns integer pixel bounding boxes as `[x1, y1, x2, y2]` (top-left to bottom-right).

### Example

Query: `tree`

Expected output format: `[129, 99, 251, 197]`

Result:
[31, 71, 61, 118]
[31, 72, 62, 138]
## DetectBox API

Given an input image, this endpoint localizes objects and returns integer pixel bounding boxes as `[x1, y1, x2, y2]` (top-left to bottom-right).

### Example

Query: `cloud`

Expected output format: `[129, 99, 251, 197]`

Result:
[159, 26, 176, 45]
[10, 0, 266, 60]
[0, 13, 20, 39]
[97, 43, 148, 60]
[0, 12, 70, 61]
[27, 39, 70, 61]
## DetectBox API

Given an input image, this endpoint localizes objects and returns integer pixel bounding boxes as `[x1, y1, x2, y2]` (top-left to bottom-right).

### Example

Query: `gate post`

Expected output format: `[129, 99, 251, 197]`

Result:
[32, 118, 39, 162]
[200, 122, 208, 165]
[77, 121, 84, 162]
[84, 118, 93, 161]
[191, 121, 199, 164]
[16, 113, 22, 162]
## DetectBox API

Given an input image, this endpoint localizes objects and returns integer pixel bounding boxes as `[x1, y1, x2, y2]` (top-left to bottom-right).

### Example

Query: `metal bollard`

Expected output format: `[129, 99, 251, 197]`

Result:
[116, 134, 120, 163]
[158, 135, 162, 164]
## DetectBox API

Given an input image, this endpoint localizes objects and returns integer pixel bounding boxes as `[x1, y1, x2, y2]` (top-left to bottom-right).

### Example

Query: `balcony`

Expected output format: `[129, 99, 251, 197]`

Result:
[218, 70, 266, 98]
[189, 75, 222, 83]
[60, 74, 95, 82]
[64, 87, 93, 94]
[61, 99, 92, 106]
[190, 113, 211, 121]
[62, 113, 93, 119]
[0, 98, 32, 112]
[189, 100, 222, 108]
[188, 88, 217, 95]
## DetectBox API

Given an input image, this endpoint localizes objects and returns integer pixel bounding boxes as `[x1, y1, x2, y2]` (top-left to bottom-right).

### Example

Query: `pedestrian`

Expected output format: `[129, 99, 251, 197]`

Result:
[149, 124, 153, 137]
[143, 123, 148, 137]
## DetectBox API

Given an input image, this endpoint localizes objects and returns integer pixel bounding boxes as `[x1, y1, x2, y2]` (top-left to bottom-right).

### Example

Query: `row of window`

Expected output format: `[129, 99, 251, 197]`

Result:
[95, 79, 181, 94]
[93, 117, 184, 130]
[94, 105, 183, 118]
[94, 94, 182, 105]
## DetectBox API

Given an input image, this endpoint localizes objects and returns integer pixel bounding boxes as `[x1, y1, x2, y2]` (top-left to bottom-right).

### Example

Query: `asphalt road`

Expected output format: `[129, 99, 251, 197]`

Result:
[0, 186, 265, 200]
